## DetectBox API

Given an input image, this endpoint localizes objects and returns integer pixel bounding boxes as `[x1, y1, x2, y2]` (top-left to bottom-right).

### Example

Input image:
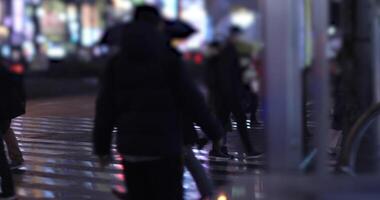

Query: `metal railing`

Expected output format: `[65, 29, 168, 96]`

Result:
[299, 102, 380, 175]
[337, 102, 380, 175]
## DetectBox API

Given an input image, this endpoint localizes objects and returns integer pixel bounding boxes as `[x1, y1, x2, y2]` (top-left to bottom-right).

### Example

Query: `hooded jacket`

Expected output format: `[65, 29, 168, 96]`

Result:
[0, 63, 26, 121]
[93, 21, 222, 157]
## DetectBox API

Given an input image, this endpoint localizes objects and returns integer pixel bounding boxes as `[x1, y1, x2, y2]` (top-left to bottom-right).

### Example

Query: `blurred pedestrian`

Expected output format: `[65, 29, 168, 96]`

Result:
[329, 58, 344, 155]
[93, 5, 223, 200]
[205, 41, 222, 112]
[0, 55, 26, 199]
[213, 26, 262, 158]
[4, 128, 24, 169]
[166, 22, 224, 199]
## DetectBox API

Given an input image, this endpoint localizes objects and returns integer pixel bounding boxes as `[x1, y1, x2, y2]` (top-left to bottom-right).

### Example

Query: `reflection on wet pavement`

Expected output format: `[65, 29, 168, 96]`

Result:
[8, 116, 265, 199]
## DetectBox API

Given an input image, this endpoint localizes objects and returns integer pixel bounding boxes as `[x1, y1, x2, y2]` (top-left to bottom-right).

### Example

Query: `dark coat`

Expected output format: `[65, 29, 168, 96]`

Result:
[214, 42, 245, 103]
[0, 63, 26, 121]
[93, 21, 222, 157]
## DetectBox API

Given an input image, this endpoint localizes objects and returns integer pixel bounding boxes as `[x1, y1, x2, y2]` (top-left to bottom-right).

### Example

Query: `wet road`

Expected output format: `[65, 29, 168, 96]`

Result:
[8, 95, 265, 200]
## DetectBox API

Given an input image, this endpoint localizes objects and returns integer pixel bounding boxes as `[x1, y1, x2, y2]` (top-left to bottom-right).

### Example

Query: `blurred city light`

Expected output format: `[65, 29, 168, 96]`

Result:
[46, 45, 66, 59]
[0, 26, 9, 38]
[328, 26, 337, 36]
[9, 64, 25, 75]
[217, 194, 228, 200]
[0, 0, 255, 64]
[178, 0, 209, 51]
[113, 0, 134, 10]
[162, 0, 178, 19]
[231, 8, 256, 29]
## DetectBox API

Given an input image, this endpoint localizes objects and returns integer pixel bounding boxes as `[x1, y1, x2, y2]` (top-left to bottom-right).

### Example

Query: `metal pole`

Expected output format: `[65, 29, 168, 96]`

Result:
[311, 0, 329, 175]
[371, 0, 380, 173]
[372, 2, 380, 104]
[261, 0, 302, 173]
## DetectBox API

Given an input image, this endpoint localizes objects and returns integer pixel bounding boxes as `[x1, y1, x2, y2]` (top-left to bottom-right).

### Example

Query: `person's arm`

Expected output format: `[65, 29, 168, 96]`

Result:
[170, 52, 224, 142]
[93, 62, 116, 157]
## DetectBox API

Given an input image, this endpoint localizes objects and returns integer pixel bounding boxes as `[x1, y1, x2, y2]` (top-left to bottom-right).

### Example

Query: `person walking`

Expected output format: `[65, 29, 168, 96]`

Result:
[205, 41, 222, 112]
[213, 27, 262, 158]
[93, 5, 223, 200]
[0, 55, 26, 199]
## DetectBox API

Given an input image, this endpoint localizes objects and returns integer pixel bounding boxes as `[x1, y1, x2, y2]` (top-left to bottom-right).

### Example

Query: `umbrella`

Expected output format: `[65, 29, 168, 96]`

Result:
[99, 20, 197, 46]
[165, 20, 197, 39]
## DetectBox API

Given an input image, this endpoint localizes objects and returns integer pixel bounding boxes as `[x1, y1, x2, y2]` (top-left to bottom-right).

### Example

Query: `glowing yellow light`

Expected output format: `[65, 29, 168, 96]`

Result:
[113, 0, 133, 10]
[231, 8, 256, 29]
[0, 26, 9, 37]
[217, 194, 228, 200]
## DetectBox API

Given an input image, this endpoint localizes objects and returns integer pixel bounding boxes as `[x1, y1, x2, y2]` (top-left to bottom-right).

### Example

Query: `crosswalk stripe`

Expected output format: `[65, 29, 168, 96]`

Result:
[20, 164, 123, 182]
[8, 116, 264, 199]
[12, 122, 93, 132]
[15, 137, 93, 146]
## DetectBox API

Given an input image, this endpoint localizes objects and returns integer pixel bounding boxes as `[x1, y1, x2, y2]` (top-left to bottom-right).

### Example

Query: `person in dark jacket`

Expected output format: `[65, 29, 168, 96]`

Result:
[205, 41, 222, 111]
[93, 5, 222, 200]
[0, 57, 26, 199]
[3, 47, 26, 170]
[213, 27, 262, 158]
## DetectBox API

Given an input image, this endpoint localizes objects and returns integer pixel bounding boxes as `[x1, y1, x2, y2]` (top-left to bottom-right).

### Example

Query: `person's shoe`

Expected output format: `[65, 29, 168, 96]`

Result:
[9, 160, 24, 170]
[244, 151, 264, 159]
[209, 150, 231, 159]
[220, 146, 229, 155]
[0, 193, 17, 200]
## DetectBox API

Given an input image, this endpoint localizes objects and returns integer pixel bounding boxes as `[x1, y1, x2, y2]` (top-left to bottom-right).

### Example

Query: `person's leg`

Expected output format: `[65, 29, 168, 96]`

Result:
[4, 127, 24, 164]
[231, 102, 254, 154]
[0, 120, 15, 197]
[148, 157, 183, 200]
[123, 157, 183, 200]
[213, 107, 230, 155]
[184, 146, 213, 198]
[215, 101, 231, 147]
[123, 161, 151, 200]
[249, 93, 259, 123]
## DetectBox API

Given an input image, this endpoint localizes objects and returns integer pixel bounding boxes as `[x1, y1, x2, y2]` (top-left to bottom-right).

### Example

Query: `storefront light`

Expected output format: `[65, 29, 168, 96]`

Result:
[30, 0, 41, 5]
[162, 0, 177, 19]
[1, 45, 11, 58]
[36, 8, 45, 18]
[113, 0, 133, 10]
[69, 22, 79, 31]
[328, 26, 337, 36]
[67, 5, 77, 20]
[0, 26, 9, 38]
[47, 44, 66, 59]
[231, 8, 256, 29]
[36, 35, 46, 44]
[179, 0, 209, 51]
[4, 17, 12, 27]
[22, 41, 36, 61]
[58, 13, 67, 22]
[13, 0, 25, 34]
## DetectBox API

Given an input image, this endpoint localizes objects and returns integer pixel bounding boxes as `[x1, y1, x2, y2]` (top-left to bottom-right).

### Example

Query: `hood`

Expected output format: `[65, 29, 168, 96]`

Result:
[121, 22, 166, 62]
